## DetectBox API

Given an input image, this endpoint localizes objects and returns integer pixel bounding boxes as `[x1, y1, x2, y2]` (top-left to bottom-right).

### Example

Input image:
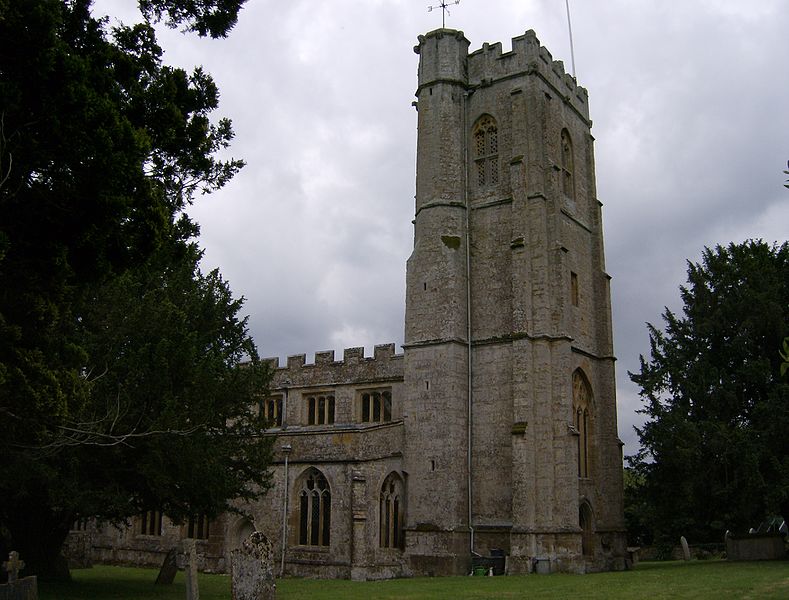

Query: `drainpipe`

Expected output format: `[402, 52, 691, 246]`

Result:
[280, 443, 292, 576]
[463, 88, 475, 557]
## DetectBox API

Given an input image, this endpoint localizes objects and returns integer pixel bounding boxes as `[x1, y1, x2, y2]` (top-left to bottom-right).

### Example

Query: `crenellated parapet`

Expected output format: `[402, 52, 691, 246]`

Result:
[415, 28, 589, 121]
[467, 29, 589, 119]
[263, 343, 404, 389]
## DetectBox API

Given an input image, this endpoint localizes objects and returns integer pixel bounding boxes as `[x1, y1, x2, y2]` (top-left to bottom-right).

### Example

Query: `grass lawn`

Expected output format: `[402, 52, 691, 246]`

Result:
[39, 559, 789, 600]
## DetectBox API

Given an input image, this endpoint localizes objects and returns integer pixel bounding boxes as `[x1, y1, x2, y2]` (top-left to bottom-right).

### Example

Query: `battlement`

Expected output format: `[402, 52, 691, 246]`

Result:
[467, 29, 588, 117]
[263, 343, 404, 389]
[416, 28, 588, 119]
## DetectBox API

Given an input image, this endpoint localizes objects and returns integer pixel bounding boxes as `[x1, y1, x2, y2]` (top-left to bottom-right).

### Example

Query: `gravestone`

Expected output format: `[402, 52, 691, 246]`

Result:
[230, 531, 276, 600]
[0, 552, 38, 600]
[181, 540, 199, 600]
[2, 553, 24, 584]
[680, 536, 690, 561]
[154, 548, 178, 585]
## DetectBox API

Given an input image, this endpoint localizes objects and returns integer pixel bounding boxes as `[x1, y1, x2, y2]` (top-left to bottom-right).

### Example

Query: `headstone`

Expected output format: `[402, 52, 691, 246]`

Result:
[680, 536, 690, 561]
[0, 552, 37, 600]
[182, 539, 199, 600]
[230, 531, 276, 600]
[155, 548, 178, 585]
[2, 553, 24, 584]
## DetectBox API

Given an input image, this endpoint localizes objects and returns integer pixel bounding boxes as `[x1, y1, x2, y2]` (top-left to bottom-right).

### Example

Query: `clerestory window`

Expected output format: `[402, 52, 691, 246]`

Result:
[473, 115, 499, 187]
[360, 389, 392, 423]
[261, 395, 283, 426]
[306, 394, 335, 426]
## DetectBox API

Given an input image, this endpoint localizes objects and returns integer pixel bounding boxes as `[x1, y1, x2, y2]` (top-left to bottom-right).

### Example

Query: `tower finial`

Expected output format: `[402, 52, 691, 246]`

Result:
[427, 0, 460, 29]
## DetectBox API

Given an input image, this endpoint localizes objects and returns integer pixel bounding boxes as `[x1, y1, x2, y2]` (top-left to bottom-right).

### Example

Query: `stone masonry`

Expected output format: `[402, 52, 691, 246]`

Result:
[70, 26, 626, 579]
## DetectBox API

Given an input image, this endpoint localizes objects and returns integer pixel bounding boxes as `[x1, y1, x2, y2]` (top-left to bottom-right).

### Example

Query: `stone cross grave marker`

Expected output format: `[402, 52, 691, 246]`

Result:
[2, 553, 24, 584]
[680, 536, 690, 561]
[230, 531, 276, 600]
[1, 551, 38, 600]
[182, 539, 199, 600]
[154, 548, 178, 585]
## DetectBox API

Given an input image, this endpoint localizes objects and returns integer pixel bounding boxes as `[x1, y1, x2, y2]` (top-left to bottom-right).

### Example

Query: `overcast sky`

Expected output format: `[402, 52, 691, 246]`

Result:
[95, 0, 789, 456]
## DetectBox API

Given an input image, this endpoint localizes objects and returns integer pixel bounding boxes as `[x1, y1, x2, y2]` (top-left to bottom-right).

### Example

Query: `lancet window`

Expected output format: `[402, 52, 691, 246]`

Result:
[561, 129, 575, 199]
[472, 115, 499, 187]
[297, 468, 331, 547]
[379, 472, 404, 549]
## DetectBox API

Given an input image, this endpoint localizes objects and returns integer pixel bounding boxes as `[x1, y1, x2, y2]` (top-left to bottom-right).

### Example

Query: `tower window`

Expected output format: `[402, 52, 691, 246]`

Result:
[573, 370, 593, 478]
[472, 115, 499, 187]
[571, 272, 579, 306]
[561, 129, 575, 199]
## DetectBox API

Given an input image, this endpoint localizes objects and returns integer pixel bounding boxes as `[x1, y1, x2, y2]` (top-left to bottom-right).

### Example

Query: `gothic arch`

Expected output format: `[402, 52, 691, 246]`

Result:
[472, 114, 499, 188]
[579, 500, 595, 557]
[294, 467, 331, 547]
[560, 128, 575, 199]
[379, 472, 405, 549]
[572, 369, 594, 478]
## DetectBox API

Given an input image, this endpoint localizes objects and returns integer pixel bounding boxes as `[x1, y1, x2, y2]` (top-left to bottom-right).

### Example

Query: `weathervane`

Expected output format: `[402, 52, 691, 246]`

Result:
[428, 0, 460, 29]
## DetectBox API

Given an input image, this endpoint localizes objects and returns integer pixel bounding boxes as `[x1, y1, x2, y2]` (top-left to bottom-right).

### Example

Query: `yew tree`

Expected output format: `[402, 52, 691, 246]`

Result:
[0, 0, 273, 578]
[629, 241, 789, 545]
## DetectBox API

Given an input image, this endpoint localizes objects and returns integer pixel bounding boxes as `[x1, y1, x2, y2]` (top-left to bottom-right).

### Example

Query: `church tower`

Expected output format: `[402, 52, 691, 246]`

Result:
[403, 28, 626, 574]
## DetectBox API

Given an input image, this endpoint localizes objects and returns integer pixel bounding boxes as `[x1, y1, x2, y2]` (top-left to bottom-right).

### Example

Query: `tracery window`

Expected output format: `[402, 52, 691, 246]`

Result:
[140, 510, 162, 536]
[306, 394, 335, 425]
[379, 472, 404, 549]
[472, 115, 499, 187]
[297, 468, 331, 547]
[261, 395, 283, 426]
[573, 370, 593, 478]
[561, 129, 575, 199]
[360, 389, 392, 423]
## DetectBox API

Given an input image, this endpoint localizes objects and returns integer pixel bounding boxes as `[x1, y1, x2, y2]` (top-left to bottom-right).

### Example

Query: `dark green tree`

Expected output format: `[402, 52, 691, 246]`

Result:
[629, 240, 789, 545]
[0, 0, 272, 579]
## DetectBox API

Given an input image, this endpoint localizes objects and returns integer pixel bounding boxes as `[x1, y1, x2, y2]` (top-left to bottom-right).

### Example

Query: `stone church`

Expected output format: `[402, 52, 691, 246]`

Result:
[76, 27, 626, 578]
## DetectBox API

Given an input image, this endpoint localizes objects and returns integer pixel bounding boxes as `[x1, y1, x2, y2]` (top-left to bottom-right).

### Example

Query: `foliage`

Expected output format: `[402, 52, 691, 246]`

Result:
[39, 562, 789, 600]
[623, 467, 653, 547]
[628, 240, 789, 545]
[0, 0, 269, 579]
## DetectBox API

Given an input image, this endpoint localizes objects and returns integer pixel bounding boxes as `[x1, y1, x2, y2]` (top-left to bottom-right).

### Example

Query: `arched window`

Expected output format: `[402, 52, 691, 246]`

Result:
[472, 115, 499, 187]
[380, 472, 405, 549]
[572, 369, 593, 478]
[297, 468, 331, 547]
[579, 501, 594, 556]
[561, 129, 575, 199]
